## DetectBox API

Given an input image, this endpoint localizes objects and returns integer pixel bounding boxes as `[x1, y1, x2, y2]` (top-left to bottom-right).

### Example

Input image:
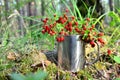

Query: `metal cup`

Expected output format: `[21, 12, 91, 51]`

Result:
[57, 35, 85, 72]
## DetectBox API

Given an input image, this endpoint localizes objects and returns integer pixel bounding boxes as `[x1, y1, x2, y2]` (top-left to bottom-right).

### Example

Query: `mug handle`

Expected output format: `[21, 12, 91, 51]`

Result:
[85, 41, 100, 65]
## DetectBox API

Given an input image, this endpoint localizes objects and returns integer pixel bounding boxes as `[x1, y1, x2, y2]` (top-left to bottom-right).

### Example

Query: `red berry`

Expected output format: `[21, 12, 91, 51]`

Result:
[69, 27, 72, 32]
[107, 49, 112, 55]
[42, 30, 46, 34]
[42, 19, 47, 24]
[91, 43, 95, 47]
[59, 30, 65, 35]
[71, 16, 75, 20]
[45, 18, 48, 21]
[56, 37, 61, 42]
[82, 25, 87, 30]
[64, 13, 67, 17]
[81, 30, 85, 35]
[44, 25, 50, 32]
[74, 22, 78, 26]
[86, 18, 90, 21]
[65, 25, 69, 31]
[68, 22, 72, 27]
[91, 25, 95, 28]
[60, 36, 65, 42]
[89, 28, 93, 31]
[49, 24, 53, 28]
[83, 26, 87, 30]
[90, 40, 95, 45]
[65, 8, 69, 12]
[98, 38, 105, 45]
[98, 32, 104, 36]
[93, 32, 97, 36]
[90, 40, 95, 47]
[53, 22, 57, 26]
[75, 27, 79, 32]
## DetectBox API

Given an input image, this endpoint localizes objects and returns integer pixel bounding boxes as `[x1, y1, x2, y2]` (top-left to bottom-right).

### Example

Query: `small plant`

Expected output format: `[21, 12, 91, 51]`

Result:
[41, 9, 105, 48]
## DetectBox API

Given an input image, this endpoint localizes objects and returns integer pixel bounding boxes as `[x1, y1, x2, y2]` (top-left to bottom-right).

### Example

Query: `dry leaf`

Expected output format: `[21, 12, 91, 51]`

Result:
[44, 60, 51, 66]
[7, 52, 16, 60]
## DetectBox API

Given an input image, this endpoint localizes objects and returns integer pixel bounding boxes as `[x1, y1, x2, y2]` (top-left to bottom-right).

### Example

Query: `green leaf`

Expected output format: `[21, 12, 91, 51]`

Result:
[10, 70, 48, 80]
[113, 56, 120, 64]
[34, 70, 48, 80]
[10, 73, 25, 80]
[115, 78, 120, 80]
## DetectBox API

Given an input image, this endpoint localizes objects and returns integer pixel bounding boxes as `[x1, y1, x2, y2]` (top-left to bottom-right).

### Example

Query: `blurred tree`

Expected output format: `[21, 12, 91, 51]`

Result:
[77, 0, 103, 18]
[4, 0, 9, 21]
[16, 0, 24, 36]
[109, 0, 114, 11]
[41, 0, 45, 16]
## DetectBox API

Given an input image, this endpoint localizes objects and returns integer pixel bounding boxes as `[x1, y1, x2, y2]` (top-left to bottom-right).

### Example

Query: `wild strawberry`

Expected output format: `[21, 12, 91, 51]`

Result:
[82, 25, 86, 29]
[93, 32, 97, 36]
[81, 30, 85, 35]
[86, 18, 90, 22]
[74, 22, 78, 26]
[64, 32, 68, 36]
[45, 18, 49, 21]
[44, 25, 50, 32]
[75, 27, 79, 32]
[90, 40, 95, 47]
[83, 26, 87, 30]
[53, 22, 56, 26]
[42, 30, 46, 34]
[89, 28, 93, 31]
[42, 19, 47, 24]
[98, 38, 105, 45]
[91, 43, 95, 47]
[56, 37, 61, 42]
[57, 16, 63, 23]
[91, 25, 95, 28]
[65, 25, 69, 31]
[49, 24, 53, 28]
[65, 8, 69, 12]
[59, 30, 65, 35]
[60, 36, 65, 42]
[68, 22, 72, 27]
[49, 31, 53, 36]
[98, 32, 104, 37]
[107, 49, 112, 55]
[71, 16, 75, 20]
[69, 27, 72, 32]
[85, 22, 88, 26]
[61, 19, 65, 24]
[90, 40, 95, 45]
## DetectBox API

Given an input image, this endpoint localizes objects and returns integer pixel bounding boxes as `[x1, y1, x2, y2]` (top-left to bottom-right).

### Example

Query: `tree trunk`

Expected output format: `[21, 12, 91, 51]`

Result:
[16, 0, 24, 36]
[77, 0, 103, 18]
[28, 2, 33, 26]
[4, 0, 9, 22]
[34, 0, 37, 16]
[41, 0, 45, 16]
[109, 0, 114, 11]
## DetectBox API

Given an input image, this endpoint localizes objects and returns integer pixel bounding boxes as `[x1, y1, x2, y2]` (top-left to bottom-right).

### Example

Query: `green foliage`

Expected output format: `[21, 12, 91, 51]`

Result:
[10, 70, 48, 80]
[109, 12, 120, 27]
[106, 9, 120, 47]
[115, 78, 120, 80]
[113, 56, 120, 64]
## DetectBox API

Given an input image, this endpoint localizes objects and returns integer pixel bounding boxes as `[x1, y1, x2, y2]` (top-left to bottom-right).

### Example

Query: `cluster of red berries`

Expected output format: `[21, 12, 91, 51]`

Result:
[41, 9, 105, 48]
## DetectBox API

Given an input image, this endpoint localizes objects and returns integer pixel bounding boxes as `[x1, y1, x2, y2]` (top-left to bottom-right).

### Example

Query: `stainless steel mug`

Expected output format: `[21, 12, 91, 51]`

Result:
[57, 35, 99, 72]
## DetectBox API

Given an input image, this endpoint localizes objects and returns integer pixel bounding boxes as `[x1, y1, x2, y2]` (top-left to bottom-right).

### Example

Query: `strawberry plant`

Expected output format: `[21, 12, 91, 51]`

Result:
[41, 9, 106, 48]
